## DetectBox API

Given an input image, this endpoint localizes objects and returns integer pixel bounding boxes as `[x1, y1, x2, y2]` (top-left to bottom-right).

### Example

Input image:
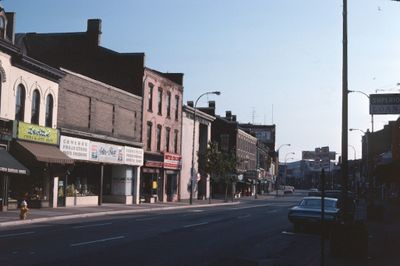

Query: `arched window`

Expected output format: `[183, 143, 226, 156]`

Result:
[31, 89, 40, 124]
[45, 94, 54, 127]
[15, 84, 26, 121]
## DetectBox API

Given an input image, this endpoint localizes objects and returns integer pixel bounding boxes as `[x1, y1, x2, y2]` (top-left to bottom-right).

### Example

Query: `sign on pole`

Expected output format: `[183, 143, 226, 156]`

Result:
[370, 93, 400, 115]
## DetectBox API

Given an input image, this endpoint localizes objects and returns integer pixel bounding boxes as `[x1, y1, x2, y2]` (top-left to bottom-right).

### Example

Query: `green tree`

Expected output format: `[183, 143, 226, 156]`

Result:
[203, 141, 237, 202]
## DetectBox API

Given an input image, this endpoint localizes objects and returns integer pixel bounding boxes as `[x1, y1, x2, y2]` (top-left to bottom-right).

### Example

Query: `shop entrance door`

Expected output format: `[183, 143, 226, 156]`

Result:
[57, 178, 65, 207]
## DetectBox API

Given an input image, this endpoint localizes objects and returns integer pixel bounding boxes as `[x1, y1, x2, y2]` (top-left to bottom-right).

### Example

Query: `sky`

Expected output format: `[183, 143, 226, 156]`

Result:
[4, 0, 400, 162]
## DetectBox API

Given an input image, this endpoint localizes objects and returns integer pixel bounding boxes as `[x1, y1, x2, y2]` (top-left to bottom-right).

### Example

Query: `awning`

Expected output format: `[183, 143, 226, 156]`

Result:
[16, 141, 74, 164]
[0, 149, 29, 175]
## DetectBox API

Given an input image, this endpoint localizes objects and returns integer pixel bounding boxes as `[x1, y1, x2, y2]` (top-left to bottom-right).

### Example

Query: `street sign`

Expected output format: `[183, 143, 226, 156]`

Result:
[370, 93, 400, 115]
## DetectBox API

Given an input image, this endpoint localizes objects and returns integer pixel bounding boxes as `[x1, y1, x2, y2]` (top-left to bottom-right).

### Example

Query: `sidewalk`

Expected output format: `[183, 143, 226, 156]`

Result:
[0, 198, 239, 228]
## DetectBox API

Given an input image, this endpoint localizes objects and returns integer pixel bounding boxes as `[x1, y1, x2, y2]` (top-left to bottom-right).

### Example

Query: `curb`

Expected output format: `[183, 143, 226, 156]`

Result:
[0, 201, 240, 228]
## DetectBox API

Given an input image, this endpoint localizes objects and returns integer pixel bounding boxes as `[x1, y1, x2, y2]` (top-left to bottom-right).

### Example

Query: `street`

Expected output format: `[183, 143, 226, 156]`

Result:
[0, 191, 325, 266]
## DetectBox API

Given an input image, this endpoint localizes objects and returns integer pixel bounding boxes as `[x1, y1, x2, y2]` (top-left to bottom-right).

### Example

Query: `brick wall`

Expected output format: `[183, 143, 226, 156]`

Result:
[58, 71, 142, 143]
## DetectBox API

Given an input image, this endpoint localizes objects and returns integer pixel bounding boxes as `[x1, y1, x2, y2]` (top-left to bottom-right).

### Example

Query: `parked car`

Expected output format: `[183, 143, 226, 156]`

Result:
[284, 186, 294, 194]
[288, 196, 340, 231]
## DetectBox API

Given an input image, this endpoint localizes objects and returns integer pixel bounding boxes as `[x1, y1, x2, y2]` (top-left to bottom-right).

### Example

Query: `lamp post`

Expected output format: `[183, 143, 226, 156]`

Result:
[348, 90, 374, 132]
[349, 128, 369, 198]
[284, 152, 295, 187]
[348, 144, 356, 160]
[190, 91, 221, 205]
[275, 144, 291, 197]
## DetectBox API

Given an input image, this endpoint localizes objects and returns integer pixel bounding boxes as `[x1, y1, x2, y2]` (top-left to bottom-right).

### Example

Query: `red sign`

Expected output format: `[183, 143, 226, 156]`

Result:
[163, 152, 182, 170]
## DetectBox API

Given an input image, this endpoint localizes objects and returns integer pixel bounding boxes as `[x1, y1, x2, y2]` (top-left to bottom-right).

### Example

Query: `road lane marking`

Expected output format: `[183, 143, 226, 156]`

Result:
[72, 222, 112, 229]
[70, 236, 125, 247]
[0, 231, 35, 238]
[183, 222, 209, 228]
[281, 231, 295, 235]
[237, 214, 251, 219]
[231, 204, 270, 210]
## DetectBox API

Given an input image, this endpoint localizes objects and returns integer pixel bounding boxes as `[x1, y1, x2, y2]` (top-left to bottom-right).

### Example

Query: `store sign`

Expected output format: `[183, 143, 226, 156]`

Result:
[60, 135, 143, 166]
[370, 93, 400, 115]
[163, 152, 181, 170]
[17, 121, 59, 145]
[125, 146, 144, 166]
[60, 136, 90, 161]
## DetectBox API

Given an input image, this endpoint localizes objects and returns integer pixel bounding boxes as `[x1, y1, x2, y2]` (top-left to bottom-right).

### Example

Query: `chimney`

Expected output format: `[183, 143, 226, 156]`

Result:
[232, 115, 237, 122]
[187, 101, 194, 107]
[5, 12, 15, 43]
[208, 101, 215, 109]
[87, 19, 102, 46]
[225, 111, 232, 120]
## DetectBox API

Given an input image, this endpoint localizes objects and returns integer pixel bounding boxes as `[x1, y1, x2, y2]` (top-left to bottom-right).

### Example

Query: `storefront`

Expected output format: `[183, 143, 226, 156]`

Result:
[10, 122, 74, 208]
[163, 153, 181, 202]
[59, 135, 143, 206]
[141, 153, 164, 203]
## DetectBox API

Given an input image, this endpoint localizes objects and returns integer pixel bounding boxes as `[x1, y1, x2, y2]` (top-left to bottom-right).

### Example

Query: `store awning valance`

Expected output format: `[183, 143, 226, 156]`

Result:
[16, 141, 74, 164]
[0, 149, 29, 175]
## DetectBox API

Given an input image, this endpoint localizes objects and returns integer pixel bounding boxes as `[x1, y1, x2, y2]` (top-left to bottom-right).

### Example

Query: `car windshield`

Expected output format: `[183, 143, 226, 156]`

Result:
[299, 198, 336, 208]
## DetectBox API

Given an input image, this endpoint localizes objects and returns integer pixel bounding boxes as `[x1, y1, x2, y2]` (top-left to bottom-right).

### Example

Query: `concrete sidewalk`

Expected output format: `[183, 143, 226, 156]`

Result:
[0, 198, 240, 228]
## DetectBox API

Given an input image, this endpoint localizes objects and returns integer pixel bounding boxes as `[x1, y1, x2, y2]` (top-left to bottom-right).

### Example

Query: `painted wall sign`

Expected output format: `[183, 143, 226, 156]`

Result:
[17, 121, 59, 145]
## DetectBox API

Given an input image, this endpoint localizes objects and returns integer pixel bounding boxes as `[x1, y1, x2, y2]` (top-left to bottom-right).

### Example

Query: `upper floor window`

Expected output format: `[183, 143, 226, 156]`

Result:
[157, 88, 163, 115]
[166, 92, 171, 118]
[147, 122, 152, 150]
[156, 125, 162, 152]
[15, 84, 26, 121]
[148, 83, 153, 111]
[175, 95, 180, 120]
[174, 129, 179, 154]
[31, 89, 40, 125]
[0, 17, 5, 39]
[165, 127, 171, 152]
[45, 94, 54, 127]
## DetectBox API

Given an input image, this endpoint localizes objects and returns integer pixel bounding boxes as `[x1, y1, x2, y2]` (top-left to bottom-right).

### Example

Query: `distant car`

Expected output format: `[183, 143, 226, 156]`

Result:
[284, 186, 295, 194]
[288, 196, 340, 231]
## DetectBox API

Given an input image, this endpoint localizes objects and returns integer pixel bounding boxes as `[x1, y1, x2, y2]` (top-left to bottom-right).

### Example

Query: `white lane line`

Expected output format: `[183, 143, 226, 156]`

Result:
[281, 231, 295, 235]
[136, 217, 158, 221]
[70, 236, 125, 247]
[0, 231, 35, 238]
[72, 222, 112, 229]
[237, 214, 251, 219]
[183, 222, 209, 228]
[232, 204, 270, 210]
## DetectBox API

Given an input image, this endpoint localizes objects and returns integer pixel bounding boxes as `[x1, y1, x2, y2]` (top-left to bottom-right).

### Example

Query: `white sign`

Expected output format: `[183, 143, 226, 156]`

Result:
[60, 135, 143, 166]
[60, 136, 90, 161]
[125, 146, 144, 166]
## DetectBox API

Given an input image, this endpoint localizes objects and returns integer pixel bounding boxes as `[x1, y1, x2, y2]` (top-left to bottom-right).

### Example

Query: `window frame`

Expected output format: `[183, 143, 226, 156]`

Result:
[157, 88, 163, 115]
[146, 122, 153, 150]
[45, 94, 54, 127]
[15, 84, 26, 121]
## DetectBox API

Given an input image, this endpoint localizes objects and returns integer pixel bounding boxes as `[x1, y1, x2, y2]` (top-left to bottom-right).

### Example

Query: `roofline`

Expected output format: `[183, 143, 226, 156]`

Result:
[183, 105, 216, 122]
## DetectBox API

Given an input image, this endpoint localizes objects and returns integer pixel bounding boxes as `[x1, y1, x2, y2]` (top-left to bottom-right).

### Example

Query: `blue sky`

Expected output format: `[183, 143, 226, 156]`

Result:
[4, 0, 400, 161]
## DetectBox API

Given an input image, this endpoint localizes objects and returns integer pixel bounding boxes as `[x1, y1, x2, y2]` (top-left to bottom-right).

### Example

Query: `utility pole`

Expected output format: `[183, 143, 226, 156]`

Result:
[341, 0, 349, 220]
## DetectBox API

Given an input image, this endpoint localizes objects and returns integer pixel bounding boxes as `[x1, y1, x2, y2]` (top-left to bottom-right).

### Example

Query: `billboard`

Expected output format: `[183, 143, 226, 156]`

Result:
[17, 121, 59, 145]
[370, 93, 400, 115]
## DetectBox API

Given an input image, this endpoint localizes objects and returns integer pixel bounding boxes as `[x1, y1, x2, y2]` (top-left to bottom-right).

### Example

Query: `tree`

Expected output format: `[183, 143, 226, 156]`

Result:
[202, 141, 237, 202]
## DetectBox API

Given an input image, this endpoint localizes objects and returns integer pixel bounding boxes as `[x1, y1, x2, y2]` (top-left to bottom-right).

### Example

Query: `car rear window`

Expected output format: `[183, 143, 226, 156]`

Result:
[300, 199, 336, 208]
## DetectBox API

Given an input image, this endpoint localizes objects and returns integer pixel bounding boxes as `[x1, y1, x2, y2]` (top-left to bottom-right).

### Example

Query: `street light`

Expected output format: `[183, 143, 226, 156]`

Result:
[348, 90, 374, 132]
[190, 91, 221, 205]
[349, 128, 369, 197]
[348, 144, 356, 160]
[349, 128, 366, 134]
[275, 144, 290, 197]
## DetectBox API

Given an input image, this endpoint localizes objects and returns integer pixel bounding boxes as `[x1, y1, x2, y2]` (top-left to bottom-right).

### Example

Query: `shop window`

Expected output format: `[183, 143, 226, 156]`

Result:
[31, 89, 40, 124]
[45, 94, 54, 127]
[157, 88, 163, 115]
[147, 122, 152, 150]
[165, 127, 171, 152]
[156, 125, 162, 152]
[148, 83, 153, 111]
[166, 92, 171, 118]
[15, 84, 26, 121]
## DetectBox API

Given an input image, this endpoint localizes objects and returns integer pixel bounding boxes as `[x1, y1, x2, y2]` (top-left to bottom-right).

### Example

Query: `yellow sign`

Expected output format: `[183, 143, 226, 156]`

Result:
[17, 122, 59, 145]
[152, 181, 158, 189]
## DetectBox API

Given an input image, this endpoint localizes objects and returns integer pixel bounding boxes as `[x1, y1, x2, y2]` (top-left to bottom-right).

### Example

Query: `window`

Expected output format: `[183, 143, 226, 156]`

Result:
[148, 83, 153, 111]
[165, 127, 171, 152]
[15, 84, 26, 121]
[0, 17, 5, 38]
[147, 122, 152, 150]
[0, 77, 2, 113]
[174, 130, 179, 154]
[175, 95, 179, 120]
[156, 125, 162, 152]
[31, 89, 41, 124]
[157, 88, 163, 115]
[45, 94, 54, 127]
[166, 92, 171, 118]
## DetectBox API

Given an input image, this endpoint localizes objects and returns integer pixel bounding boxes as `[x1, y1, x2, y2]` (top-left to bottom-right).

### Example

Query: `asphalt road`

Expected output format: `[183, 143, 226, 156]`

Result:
[0, 191, 324, 266]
